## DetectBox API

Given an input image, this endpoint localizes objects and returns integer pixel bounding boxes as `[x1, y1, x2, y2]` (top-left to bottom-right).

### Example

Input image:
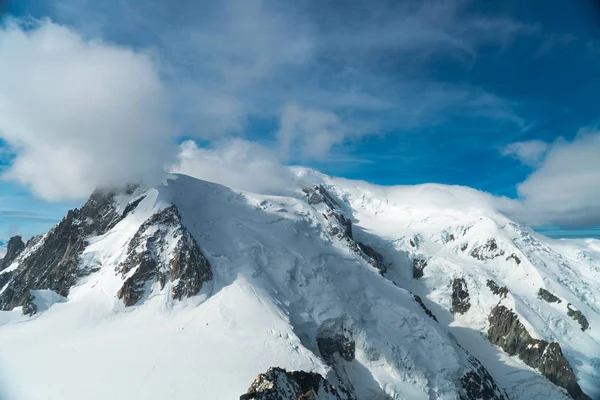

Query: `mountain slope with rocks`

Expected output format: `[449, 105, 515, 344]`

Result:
[0, 171, 598, 400]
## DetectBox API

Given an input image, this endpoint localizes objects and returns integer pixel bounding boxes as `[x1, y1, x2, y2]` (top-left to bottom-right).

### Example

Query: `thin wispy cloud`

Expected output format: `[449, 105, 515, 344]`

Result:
[44, 0, 530, 141]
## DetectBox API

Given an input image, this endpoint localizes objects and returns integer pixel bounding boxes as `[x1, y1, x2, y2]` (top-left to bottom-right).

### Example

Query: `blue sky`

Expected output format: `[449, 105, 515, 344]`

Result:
[1, 0, 600, 240]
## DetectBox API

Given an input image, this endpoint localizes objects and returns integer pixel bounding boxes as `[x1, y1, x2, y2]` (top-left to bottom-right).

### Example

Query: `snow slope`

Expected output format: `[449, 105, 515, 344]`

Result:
[0, 172, 598, 399]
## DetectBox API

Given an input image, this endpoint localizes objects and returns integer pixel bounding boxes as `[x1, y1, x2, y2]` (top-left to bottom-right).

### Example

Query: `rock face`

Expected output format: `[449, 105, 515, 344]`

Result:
[487, 305, 590, 400]
[316, 321, 355, 363]
[356, 242, 386, 273]
[460, 353, 508, 400]
[0, 189, 213, 314]
[567, 304, 589, 331]
[330, 211, 352, 238]
[304, 184, 341, 210]
[0, 236, 25, 271]
[413, 295, 438, 322]
[451, 278, 471, 314]
[412, 258, 427, 279]
[0, 189, 122, 315]
[240, 367, 355, 400]
[538, 288, 561, 304]
[304, 185, 386, 274]
[505, 253, 521, 265]
[116, 205, 212, 306]
[470, 239, 505, 261]
[486, 280, 509, 298]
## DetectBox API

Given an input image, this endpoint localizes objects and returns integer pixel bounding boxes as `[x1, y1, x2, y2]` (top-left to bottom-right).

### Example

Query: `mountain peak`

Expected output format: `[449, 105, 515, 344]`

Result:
[0, 173, 597, 399]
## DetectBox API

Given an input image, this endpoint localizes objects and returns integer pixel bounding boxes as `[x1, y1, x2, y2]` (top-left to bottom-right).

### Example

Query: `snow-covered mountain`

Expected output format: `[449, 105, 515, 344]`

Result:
[0, 171, 598, 400]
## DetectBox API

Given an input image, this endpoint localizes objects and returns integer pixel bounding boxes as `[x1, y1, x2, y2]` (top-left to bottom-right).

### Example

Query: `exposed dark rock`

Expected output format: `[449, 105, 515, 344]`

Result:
[303, 185, 341, 210]
[538, 288, 561, 304]
[357, 242, 386, 274]
[487, 305, 590, 400]
[413, 295, 438, 322]
[121, 195, 146, 219]
[460, 243, 468, 252]
[409, 239, 416, 247]
[460, 353, 508, 400]
[486, 280, 509, 298]
[412, 258, 427, 279]
[0, 236, 25, 271]
[117, 205, 212, 306]
[306, 185, 387, 275]
[451, 278, 471, 314]
[240, 367, 355, 400]
[448, 233, 456, 242]
[317, 320, 355, 364]
[0, 270, 15, 293]
[470, 239, 505, 261]
[0, 189, 122, 314]
[330, 211, 352, 238]
[505, 254, 521, 265]
[567, 304, 589, 331]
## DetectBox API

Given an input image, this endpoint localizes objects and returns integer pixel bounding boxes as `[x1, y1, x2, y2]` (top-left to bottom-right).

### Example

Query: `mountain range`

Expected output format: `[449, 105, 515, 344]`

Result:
[0, 170, 598, 400]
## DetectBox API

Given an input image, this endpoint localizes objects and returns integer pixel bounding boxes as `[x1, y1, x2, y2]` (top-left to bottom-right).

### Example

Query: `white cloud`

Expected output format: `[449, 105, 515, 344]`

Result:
[171, 132, 600, 229]
[0, 20, 174, 201]
[502, 140, 549, 166]
[277, 103, 347, 160]
[514, 132, 600, 227]
[171, 139, 294, 195]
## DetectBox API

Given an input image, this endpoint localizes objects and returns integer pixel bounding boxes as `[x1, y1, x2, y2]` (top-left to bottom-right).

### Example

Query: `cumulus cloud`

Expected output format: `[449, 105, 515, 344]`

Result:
[171, 139, 294, 195]
[514, 132, 600, 227]
[502, 140, 549, 166]
[0, 0, 548, 226]
[0, 19, 174, 201]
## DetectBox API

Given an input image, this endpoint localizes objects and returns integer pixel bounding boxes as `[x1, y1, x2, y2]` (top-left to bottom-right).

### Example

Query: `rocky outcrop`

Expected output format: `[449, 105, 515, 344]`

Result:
[121, 195, 146, 220]
[451, 278, 471, 314]
[470, 239, 505, 261]
[487, 305, 590, 400]
[538, 288, 561, 304]
[330, 211, 352, 238]
[304, 185, 341, 210]
[356, 242, 386, 273]
[0, 189, 122, 314]
[240, 367, 355, 400]
[413, 295, 438, 322]
[567, 304, 589, 331]
[412, 258, 427, 279]
[460, 353, 508, 400]
[0, 236, 25, 271]
[486, 280, 509, 298]
[117, 205, 212, 306]
[305, 185, 386, 274]
[317, 320, 355, 364]
[505, 253, 521, 265]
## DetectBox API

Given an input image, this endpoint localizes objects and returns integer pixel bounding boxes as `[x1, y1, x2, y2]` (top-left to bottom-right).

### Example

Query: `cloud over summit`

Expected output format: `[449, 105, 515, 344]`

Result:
[1, 1, 598, 231]
[0, 19, 174, 201]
